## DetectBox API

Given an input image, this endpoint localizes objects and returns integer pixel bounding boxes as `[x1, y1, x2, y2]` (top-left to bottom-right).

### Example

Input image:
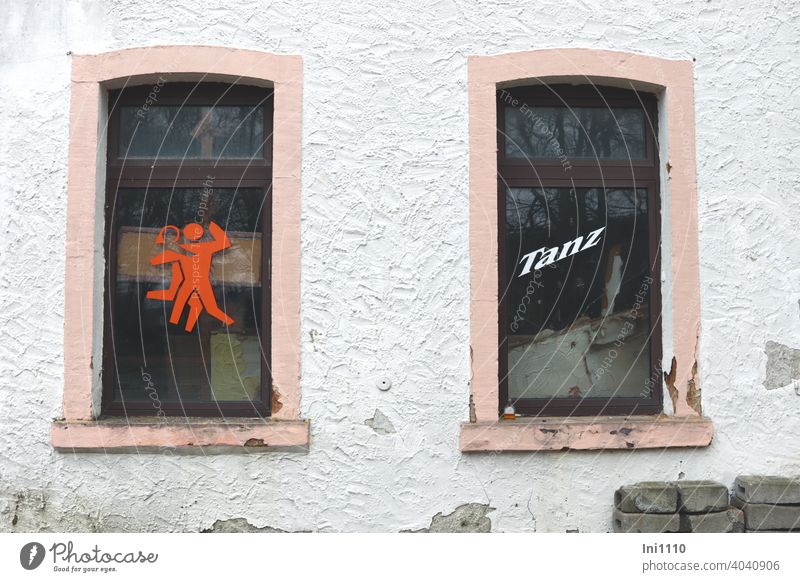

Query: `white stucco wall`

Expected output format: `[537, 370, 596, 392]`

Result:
[0, 0, 798, 532]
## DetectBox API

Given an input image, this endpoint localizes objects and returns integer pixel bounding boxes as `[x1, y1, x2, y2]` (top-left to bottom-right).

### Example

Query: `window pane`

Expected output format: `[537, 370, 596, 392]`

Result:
[111, 187, 264, 404]
[504, 187, 654, 400]
[118, 105, 264, 159]
[504, 106, 646, 160]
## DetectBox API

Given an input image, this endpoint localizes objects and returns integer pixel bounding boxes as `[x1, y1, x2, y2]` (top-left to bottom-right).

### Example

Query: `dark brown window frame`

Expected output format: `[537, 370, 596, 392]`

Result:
[497, 84, 663, 417]
[102, 82, 274, 417]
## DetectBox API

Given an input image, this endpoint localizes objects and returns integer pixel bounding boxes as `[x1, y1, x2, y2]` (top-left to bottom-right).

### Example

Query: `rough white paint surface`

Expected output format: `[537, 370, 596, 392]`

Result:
[1, 0, 799, 532]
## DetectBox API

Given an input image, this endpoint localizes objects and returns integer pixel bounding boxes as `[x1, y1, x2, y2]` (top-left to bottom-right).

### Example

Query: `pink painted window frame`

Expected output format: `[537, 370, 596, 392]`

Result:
[464, 49, 712, 451]
[53, 46, 307, 452]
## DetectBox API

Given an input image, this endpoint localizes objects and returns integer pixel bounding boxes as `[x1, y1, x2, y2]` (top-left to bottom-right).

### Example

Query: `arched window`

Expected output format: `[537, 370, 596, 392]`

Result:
[54, 47, 306, 451]
[104, 82, 273, 416]
[498, 84, 661, 416]
[462, 49, 711, 451]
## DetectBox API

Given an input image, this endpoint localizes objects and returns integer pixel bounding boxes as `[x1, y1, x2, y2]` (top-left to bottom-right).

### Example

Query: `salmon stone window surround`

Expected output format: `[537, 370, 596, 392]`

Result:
[464, 49, 712, 452]
[53, 46, 306, 453]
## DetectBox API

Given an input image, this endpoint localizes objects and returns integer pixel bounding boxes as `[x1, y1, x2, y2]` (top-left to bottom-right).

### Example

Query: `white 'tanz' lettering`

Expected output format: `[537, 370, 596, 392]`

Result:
[517, 227, 606, 278]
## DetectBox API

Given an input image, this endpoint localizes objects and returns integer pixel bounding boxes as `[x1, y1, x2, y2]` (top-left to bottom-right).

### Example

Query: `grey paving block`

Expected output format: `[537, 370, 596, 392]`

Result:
[734, 475, 800, 505]
[676, 480, 729, 513]
[683, 507, 744, 533]
[733, 499, 800, 531]
[615, 482, 679, 514]
[613, 509, 681, 533]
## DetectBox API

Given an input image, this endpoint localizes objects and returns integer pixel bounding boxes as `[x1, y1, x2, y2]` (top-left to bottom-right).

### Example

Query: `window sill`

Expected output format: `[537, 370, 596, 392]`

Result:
[459, 415, 713, 452]
[51, 417, 309, 453]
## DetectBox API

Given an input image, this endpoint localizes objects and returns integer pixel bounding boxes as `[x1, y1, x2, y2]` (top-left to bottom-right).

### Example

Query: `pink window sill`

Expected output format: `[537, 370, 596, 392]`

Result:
[51, 418, 309, 453]
[460, 415, 713, 452]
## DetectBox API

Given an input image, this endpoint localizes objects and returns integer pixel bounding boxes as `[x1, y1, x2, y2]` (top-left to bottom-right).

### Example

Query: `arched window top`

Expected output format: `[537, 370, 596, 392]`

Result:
[468, 48, 691, 89]
[498, 83, 658, 164]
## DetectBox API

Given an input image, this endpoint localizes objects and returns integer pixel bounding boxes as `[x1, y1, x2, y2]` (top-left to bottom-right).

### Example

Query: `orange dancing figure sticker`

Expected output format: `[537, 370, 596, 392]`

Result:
[145, 221, 234, 332]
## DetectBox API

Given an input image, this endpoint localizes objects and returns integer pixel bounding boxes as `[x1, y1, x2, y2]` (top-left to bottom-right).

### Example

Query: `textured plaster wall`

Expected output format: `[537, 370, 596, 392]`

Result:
[0, 0, 799, 532]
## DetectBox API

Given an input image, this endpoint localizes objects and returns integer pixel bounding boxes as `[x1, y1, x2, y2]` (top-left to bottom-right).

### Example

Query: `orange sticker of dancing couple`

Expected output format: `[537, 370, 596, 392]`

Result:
[146, 221, 234, 332]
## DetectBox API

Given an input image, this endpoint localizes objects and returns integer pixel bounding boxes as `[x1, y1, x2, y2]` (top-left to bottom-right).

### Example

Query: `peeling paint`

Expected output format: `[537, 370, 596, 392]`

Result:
[364, 409, 396, 435]
[664, 356, 679, 411]
[403, 504, 495, 533]
[271, 386, 283, 414]
[664, 353, 701, 414]
[468, 393, 477, 423]
[2, 491, 104, 533]
[686, 360, 702, 414]
[309, 329, 320, 352]
[764, 341, 800, 390]
[202, 518, 287, 533]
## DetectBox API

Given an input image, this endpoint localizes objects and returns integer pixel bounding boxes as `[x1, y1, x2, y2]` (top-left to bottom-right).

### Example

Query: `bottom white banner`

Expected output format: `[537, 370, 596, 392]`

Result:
[1, 532, 797, 580]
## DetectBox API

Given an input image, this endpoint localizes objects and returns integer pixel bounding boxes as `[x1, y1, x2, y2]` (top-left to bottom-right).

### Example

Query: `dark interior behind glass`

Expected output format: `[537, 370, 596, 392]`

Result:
[103, 83, 272, 416]
[498, 84, 662, 416]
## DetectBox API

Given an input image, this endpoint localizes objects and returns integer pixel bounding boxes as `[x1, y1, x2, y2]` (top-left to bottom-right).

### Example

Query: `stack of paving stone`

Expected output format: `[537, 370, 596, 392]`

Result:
[614, 481, 743, 533]
[733, 475, 800, 532]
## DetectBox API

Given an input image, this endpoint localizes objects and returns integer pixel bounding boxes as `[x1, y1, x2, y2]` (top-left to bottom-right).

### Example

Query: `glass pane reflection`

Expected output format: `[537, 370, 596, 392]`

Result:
[505, 106, 646, 160]
[505, 187, 654, 400]
[118, 105, 264, 159]
[110, 187, 264, 403]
